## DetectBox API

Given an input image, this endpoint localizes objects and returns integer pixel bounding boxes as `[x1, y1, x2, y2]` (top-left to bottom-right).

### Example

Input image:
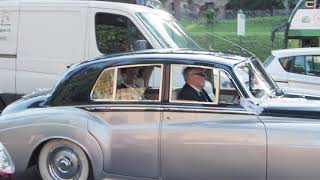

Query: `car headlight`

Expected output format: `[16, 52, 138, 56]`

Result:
[0, 142, 15, 176]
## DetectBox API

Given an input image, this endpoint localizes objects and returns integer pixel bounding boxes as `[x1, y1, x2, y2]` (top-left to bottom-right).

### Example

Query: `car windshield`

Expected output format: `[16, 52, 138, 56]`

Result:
[234, 58, 278, 99]
[136, 11, 200, 49]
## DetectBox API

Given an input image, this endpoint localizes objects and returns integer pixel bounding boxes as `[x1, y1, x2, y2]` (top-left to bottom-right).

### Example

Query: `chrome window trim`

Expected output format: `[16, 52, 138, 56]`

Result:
[76, 104, 253, 114]
[112, 68, 118, 100]
[220, 69, 245, 98]
[76, 104, 163, 111]
[163, 104, 255, 115]
[90, 64, 163, 102]
[216, 69, 221, 103]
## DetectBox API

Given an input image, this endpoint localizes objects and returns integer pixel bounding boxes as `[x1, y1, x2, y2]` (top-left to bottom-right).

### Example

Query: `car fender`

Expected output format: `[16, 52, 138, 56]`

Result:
[0, 107, 104, 180]
[260, 116, 320, 180]
[87, 111, 112, 170]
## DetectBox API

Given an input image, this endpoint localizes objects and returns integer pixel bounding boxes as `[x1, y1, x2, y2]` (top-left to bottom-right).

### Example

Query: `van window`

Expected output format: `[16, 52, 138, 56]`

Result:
[95, 13, 151, 54]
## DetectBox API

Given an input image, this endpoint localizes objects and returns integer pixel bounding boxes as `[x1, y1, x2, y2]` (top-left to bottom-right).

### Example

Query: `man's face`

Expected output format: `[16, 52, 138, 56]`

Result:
[127, 68, 139, 76]
[187, 68, 207, 89]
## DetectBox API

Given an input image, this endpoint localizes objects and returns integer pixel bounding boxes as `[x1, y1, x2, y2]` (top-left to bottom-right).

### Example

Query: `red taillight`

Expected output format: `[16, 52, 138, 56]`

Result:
[0, 142, 15, 176]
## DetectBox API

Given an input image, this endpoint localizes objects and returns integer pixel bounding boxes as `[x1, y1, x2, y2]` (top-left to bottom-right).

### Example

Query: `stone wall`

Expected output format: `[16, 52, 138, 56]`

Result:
[163, 0, 229, 19]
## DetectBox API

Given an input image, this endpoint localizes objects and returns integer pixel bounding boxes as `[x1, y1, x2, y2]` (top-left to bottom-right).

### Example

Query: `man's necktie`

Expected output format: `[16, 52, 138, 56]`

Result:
[199, 91, 208, 102]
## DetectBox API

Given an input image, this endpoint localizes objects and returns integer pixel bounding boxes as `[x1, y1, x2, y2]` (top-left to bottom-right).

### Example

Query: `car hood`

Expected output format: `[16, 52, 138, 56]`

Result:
[1, 89, 51, 115]
[258, 97, 320, 119]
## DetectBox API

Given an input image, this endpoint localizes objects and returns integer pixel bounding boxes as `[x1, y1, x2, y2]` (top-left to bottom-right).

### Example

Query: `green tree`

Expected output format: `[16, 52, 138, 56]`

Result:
[206, 8, 216, 25]
[225, 0, 298, 10]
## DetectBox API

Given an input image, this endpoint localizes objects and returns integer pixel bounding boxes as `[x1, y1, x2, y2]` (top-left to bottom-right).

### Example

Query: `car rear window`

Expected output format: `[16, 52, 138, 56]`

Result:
[91, 64, 163, 102]
[279, 56, 294, 72]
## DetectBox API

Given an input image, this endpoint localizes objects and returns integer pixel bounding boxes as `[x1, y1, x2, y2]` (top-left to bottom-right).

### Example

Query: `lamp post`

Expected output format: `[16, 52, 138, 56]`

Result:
[237, 9, 245, 51]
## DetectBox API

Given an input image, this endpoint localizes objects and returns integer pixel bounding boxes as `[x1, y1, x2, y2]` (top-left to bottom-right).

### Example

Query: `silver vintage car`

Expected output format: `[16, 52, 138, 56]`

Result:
[1, 49, 320, 180]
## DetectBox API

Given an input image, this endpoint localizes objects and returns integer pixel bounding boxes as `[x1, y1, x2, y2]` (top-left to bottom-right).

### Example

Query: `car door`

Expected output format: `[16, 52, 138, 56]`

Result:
[260, 115, 320, 180]
[89, 64, 163, 178]
[161, 64, 266, 180]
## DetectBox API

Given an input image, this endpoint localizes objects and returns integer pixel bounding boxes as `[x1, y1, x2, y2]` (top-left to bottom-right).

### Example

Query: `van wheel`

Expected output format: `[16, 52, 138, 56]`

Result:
[38, 139, 89, 180]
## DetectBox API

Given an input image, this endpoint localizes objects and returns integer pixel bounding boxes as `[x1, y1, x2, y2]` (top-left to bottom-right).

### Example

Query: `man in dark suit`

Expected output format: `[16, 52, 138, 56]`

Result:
[177, 67, 213, 102]
[118, 67, 144, 89]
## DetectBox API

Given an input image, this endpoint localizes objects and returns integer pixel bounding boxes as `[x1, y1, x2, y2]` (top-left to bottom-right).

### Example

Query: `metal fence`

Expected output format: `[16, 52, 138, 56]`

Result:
[225, 9, 293, 19]
[178, 9, 290, 61]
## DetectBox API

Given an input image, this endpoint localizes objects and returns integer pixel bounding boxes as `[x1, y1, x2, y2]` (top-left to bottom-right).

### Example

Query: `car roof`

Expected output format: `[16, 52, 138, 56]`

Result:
[83, 49, 251, 67]
[271, 48, 320, 57]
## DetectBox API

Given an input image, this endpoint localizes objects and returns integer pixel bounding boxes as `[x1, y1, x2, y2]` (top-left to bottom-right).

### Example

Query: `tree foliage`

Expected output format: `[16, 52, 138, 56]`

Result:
[226, 0, 298, 10]
[206, 8, 216, 25]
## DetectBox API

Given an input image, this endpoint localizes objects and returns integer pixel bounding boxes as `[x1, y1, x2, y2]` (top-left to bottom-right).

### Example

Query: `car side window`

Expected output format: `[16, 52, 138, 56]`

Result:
[279, 56, 294, 72]
[91, 68, 115, 100]
[95, 13, 151, 54]
[306, 56, 320, 77]
[170, 65, 218, 103]
[91, 64, 162, 102]
[290, 56, 305, 74]
[170, 65, 241, 105]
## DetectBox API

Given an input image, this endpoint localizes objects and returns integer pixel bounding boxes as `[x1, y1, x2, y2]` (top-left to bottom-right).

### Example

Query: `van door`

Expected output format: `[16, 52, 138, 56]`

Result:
[16, 3, 88, 94]
[86, 8, 157, 59]
[0, 4, 19, 105]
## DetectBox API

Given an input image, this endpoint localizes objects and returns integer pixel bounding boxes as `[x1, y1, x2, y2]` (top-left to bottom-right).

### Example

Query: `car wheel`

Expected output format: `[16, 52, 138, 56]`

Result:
[38, 139, 89, 180]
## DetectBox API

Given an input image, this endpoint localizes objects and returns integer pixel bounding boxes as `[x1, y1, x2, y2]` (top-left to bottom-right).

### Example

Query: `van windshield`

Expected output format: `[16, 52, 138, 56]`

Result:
[137, 11, 200, 49]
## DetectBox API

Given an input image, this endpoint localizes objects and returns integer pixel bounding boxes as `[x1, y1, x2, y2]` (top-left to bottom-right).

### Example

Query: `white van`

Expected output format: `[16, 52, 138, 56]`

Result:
[0, 0, 198, 108]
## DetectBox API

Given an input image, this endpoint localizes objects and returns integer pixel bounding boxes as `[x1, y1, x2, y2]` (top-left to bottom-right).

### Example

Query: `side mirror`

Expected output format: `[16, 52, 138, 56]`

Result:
[133, 40, 148, 51]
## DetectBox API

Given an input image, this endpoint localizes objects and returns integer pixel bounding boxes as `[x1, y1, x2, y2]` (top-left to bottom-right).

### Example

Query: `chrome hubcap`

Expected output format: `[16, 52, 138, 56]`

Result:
[48, 146, 82, 180]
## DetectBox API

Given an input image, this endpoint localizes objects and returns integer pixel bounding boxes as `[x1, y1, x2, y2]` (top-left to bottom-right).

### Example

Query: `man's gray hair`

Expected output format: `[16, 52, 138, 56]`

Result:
[182, 67, 195, 81]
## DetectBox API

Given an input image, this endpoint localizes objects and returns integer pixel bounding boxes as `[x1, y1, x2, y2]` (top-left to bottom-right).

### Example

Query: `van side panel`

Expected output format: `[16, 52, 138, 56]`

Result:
[16, 4, 88, 94]
[0, 4, 19, 103]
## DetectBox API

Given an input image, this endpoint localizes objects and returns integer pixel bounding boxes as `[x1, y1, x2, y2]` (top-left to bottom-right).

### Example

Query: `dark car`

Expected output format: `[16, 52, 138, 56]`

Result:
[1, 49, 320, 180]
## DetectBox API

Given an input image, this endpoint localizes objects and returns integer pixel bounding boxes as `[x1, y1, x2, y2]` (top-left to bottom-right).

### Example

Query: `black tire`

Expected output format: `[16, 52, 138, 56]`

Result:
[38, 139, 89, 180]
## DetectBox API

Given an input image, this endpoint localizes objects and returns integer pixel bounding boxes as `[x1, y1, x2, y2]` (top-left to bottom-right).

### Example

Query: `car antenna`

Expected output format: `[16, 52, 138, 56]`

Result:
[206, 32, 258, 59]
